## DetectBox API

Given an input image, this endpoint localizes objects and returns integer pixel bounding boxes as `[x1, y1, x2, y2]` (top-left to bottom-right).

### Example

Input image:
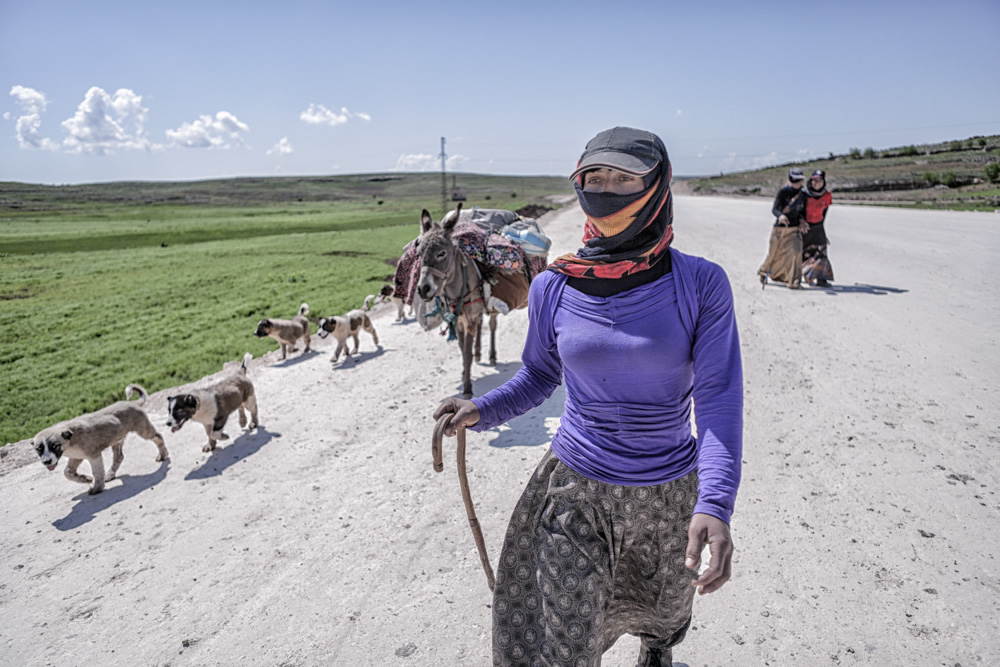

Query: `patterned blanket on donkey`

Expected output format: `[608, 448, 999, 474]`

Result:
[393, 217, 547, 307]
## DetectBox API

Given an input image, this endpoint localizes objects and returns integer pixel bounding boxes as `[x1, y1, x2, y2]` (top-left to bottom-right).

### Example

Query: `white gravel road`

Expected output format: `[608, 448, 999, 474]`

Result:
[1, 195, 997, 666]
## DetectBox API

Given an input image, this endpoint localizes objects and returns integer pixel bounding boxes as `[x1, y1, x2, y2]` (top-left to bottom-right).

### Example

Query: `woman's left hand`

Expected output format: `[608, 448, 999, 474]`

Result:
[685, 513, 734, 595]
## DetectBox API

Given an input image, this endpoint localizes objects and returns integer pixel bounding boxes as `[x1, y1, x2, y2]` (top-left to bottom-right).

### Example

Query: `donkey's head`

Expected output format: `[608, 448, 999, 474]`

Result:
[416, 204, 463, 301]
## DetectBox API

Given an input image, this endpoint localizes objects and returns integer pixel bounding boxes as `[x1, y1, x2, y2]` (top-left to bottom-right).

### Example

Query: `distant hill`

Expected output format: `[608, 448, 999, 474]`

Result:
[683, 135, 1000, 212]
[0, 172, 574, 213]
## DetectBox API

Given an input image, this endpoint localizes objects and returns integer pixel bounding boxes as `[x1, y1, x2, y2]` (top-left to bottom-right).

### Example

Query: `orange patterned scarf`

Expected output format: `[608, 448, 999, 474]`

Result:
[549, 166, 674, 280]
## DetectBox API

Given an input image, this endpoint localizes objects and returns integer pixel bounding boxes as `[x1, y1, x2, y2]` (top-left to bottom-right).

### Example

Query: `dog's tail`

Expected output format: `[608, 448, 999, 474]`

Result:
[240, 352, 253, 374]
[298, 303, 309, 316]
[363, 294, 376, 311]
[125, 383, 149, 405]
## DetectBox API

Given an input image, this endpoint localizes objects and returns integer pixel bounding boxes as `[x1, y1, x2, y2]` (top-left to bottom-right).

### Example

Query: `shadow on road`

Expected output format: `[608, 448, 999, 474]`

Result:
[440, 361, 565, 451]
[271, 348, 321, 368]
[486, 387, 564, 450]
[813, 282, 909, 295]
[52, 461, 170, 531]
[329, 345, 387, 369]
[184, 426, 280, 481]
[440, 361, 522, 401]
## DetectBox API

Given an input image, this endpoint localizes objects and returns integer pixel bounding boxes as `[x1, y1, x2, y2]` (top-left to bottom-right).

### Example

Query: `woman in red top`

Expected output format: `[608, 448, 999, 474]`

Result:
[802, 169, 834, 287]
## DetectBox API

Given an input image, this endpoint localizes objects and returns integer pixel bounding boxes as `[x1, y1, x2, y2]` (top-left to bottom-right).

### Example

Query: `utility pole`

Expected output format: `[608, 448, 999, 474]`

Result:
[439, 137, 447, 217]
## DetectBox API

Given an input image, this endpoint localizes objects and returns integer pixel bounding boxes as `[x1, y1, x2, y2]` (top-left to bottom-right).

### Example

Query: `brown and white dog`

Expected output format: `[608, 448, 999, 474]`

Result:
[254, 303, 310, 360]
[31, 384, 169, 495]
[165, 353, 259, 452]
[317, 295, 380, 362]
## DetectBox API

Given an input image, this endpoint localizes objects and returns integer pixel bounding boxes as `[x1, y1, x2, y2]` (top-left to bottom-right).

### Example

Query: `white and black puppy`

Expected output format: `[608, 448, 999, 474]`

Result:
[166, 353, 259, 452]
[317, 295, 380, 362]
[32, 384, 169, 495]
[254, 303, 310, 360]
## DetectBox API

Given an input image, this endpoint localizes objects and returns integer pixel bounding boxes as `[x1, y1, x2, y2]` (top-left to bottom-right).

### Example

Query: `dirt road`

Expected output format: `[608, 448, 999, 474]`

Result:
[2, 196, 997, 666]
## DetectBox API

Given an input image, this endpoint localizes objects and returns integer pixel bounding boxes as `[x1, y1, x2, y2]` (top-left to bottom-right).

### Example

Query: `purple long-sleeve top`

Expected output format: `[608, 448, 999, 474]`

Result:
[470, 248, 743, 524]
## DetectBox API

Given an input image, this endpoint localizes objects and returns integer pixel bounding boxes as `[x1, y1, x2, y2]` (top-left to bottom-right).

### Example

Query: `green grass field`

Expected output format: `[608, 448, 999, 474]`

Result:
[0, 173, 573, 445]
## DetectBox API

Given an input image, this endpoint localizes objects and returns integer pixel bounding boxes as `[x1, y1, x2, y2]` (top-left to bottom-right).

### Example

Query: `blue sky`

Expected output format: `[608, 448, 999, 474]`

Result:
[2, 0, 998, 184]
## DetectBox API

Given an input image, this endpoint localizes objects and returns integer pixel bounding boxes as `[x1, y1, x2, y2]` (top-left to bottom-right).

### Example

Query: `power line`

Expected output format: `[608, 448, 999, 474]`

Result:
[439, 137, 447, 217]
[453, 121, 999, 146]
[666, 121, 1000, 143]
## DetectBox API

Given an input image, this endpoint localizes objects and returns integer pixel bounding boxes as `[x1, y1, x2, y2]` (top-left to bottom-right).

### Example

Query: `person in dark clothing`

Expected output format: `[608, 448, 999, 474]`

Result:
[758, 168, 808, 289]
[801, 169, 834, 287]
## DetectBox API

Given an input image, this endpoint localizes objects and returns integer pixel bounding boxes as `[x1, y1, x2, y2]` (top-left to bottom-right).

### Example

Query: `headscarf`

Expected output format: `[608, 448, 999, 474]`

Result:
[806, 169, 827, 197]
[548, 128, 674, 280]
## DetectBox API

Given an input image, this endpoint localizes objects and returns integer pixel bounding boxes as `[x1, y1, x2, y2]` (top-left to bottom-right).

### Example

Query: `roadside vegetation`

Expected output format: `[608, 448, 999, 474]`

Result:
[683, 135, 1000, 212]
[0, 173, 573, 445]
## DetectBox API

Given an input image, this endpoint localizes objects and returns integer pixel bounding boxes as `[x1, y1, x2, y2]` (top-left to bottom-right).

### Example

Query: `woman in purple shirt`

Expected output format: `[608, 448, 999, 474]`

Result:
[434, 127, 743, 667]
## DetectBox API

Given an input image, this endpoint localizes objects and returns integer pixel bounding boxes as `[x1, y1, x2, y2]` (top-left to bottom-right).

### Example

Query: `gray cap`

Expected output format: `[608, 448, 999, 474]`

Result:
[570, 127, 661, 180]
[788, 168, 805, 181]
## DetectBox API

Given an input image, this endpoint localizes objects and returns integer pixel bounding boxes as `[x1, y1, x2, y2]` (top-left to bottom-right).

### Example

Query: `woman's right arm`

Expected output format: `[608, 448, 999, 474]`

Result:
[435, 274, 564, 433]
[771, 189, 785, 218]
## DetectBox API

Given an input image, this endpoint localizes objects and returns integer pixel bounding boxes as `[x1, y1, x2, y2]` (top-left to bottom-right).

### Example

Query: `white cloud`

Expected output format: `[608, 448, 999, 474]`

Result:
[391, 153, 467, 172]
[300, 103, 371, 127]
[392, 153, 435, 171]
[676, 109, 683, 117]
[751, 152, 783, 169]
[9, 85, 59, 150]
[719, 150, 785, 173]
[267, 137, 293, 155]
[166, 111, 250, 149]
[61, 87, 152, 155]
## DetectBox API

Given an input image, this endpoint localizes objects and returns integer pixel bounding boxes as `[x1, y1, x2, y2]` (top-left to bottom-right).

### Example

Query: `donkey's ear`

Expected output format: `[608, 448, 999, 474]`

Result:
[420, 209, 434, 234]
[442, 202, 462, 234]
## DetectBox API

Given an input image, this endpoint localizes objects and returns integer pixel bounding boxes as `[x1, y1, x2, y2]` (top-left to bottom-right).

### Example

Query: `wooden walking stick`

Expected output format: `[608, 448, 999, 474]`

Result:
[432, 413, 495, 592]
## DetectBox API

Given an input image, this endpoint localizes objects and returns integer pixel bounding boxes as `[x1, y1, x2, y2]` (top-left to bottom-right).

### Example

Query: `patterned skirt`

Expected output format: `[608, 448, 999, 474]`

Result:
[758, 226, 803, 286]
[802, 244, 834, 285]
[492, 449, 699, 667]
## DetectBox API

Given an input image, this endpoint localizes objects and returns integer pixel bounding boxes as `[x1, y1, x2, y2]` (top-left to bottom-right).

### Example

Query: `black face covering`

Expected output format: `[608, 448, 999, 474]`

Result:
[574, 187, 651, 252]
